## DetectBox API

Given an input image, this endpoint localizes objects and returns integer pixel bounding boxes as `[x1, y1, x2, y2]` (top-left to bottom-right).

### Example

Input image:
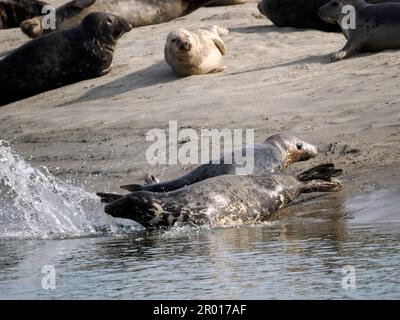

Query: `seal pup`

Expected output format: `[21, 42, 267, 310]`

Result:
[319, 0, 400, 61]
[164, 25, 229, 76]
[119, 134, 319, 193]
[0, 0, 48, 29]
[98, 164, 343, 229]
[20, 0, 214, 38]
[0, 12, 132, 106]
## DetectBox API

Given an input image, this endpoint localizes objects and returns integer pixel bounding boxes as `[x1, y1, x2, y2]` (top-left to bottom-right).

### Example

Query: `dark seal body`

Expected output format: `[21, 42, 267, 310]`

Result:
[319, 0, 400, 61]
[120, 134, 319, 193]
[0, 12, 132, 106]
[100, 164, 342, 229]
[0, 0, 48, 29]
[257, 0, 399, 32]
[21, 0, 214, 38]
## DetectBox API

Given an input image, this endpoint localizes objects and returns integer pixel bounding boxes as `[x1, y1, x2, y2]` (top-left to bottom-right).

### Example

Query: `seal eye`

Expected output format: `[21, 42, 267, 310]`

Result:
[297, 143, 303, 150]
[107, 17, 113, 25]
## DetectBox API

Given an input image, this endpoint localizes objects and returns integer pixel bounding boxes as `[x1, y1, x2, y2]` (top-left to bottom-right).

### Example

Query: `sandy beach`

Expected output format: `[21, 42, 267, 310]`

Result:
[0, 0, 399, 195]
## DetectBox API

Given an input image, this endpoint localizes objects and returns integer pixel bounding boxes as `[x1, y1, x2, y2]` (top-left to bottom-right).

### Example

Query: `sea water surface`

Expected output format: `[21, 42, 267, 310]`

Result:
[0, 141, 399, 299]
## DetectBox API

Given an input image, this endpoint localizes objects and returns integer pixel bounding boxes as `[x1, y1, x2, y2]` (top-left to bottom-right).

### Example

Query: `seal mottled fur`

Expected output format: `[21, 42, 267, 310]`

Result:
[20, 0, 214, 38]
[98, 164, 342, 229]
[119, 134, 319, 193]
[319, 0, 400, 61]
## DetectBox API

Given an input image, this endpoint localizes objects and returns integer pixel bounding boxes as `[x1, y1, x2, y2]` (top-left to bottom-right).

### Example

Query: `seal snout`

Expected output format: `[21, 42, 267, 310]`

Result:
[177, 38, 192, 51]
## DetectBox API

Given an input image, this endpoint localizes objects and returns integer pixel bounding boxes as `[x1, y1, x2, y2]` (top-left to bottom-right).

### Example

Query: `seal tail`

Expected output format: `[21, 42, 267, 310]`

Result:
[96, 192, 123, 204]
[297, 164, 343, 193]
[119, 184, 144, 192]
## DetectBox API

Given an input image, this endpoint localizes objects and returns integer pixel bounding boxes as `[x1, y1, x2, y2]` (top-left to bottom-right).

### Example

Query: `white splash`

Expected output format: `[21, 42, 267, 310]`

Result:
[0, 141, 138, 239]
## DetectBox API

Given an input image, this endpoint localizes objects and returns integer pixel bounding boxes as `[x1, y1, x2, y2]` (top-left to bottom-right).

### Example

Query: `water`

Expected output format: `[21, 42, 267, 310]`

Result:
[0, 141, 399, 299]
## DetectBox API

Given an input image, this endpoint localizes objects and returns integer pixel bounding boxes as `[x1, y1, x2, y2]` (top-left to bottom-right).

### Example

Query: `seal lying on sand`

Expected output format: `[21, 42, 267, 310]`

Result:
[319, 0, 400, 61]
[0, 0, 48, 29]
[257, 0, 399, 32]
[20, 0, 214, 38]
[165, 25, 229, 76]
[0, 12, 132, 106]
[257, 0, 341, 32]
[119, 134, 319, 193]
[98, 164, 343, 229]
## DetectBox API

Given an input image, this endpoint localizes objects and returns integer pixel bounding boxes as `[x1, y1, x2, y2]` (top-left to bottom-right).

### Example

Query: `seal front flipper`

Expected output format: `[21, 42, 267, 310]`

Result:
[297, 164, 343, 193]
[297, 163, 343, 182]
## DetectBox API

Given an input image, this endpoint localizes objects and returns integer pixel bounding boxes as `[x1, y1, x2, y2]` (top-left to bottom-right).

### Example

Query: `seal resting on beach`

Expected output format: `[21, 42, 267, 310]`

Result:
[0, 12, 132, 106]
[319, 0, 400, 61]
[20, 0, 214, 38]
[118, 134, 319, 193]
[98, 164, 343, 229]
[257, 0, 399, 32]
[164, 25, 229, 76]
[0, 0, 48, 29]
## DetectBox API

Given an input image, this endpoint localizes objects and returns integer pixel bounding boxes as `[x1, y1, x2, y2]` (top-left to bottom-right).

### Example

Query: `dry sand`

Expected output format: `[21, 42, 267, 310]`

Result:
[0, 0, 399, 196]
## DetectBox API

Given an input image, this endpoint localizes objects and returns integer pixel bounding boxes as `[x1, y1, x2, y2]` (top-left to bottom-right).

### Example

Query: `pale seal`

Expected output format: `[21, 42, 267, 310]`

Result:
[20, 0, 214, 38]
[119, 134, 319, 193]
[0, 12, 132, 106]
[0, 0, 48, 29]
[319, 0, 400, 61]
[98, 164, 343, 229]
[164, 25, 229, 76]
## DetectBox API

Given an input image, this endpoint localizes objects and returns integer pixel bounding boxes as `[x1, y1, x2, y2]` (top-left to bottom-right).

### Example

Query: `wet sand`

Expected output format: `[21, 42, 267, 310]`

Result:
[0, 0, 399, 196]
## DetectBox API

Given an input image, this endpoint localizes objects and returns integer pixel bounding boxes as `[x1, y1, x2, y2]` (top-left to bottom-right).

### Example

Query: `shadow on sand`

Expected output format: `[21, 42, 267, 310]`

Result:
[58, 60, 179, 107]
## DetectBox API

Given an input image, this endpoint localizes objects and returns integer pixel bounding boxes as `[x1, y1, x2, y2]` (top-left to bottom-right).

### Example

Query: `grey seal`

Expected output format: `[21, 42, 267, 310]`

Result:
[165, 25, 229, 76]
[0, 12, 132, 106]
[119, 133, 319, 193]
[257, 0, 399, 32]
[319, 0, 400, 61]
[98, 164, 343, 229]
[20, 0, 214, 38]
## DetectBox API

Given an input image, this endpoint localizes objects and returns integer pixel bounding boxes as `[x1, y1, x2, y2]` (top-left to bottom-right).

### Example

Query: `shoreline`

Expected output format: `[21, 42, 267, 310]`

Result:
[0, 0, 399, 195]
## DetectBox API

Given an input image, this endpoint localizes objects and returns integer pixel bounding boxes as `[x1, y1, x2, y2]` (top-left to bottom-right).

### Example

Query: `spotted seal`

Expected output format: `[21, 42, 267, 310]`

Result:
[0, 0, 48, 29]
[0, 12, 132, 106]
[20, 0, 214, 38]
[319, 0, 400, 61]
[164, 25, 229, 76]
[98, 164, 343, 229]
[119, 134, 319, 193]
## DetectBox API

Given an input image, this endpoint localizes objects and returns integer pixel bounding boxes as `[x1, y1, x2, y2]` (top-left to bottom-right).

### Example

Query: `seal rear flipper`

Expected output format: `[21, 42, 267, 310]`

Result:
[96, 192, 123, 204]
[297, 163, 343, 182]
[301, 179, 342, 194]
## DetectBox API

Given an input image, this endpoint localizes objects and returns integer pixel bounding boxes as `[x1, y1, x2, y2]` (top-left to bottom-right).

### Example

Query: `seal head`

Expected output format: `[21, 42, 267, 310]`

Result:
[265, 134, 319, 169]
